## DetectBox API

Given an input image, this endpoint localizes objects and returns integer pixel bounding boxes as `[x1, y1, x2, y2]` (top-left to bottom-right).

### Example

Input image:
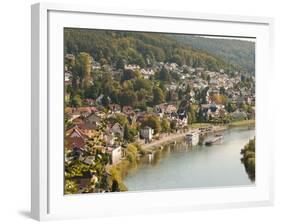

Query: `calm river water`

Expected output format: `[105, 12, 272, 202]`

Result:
[124, 126, 255, 191]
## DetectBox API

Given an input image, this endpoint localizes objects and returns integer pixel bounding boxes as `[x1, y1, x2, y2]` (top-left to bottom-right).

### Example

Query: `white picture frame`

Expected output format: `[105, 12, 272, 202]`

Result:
[31, 2, 274, 221]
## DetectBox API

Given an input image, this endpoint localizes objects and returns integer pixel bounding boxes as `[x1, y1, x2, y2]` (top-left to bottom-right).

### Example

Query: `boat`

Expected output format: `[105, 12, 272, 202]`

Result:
[205, 134, 223, 146]
[186, 131, 200, 146]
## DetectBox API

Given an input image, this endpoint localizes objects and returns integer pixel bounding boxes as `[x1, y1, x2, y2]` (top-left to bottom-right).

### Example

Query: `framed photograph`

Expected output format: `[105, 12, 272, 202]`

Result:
[31, 2, 274, 221]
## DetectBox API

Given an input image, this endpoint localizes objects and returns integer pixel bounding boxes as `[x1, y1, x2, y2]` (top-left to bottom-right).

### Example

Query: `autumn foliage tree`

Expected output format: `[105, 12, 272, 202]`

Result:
[209, 93, 228, 105]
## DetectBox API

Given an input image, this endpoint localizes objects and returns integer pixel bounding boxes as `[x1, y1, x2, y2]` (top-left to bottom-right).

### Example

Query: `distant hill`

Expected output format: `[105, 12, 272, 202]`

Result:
[64, 29, 239, 73]
[170, 35, 255, 75]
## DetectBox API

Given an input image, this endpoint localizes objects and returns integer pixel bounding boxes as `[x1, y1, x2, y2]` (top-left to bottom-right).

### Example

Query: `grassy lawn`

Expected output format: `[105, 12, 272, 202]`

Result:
[190, 123, 212, 129]
[229, 119, 255, 127]
[190, 120, 255, 129]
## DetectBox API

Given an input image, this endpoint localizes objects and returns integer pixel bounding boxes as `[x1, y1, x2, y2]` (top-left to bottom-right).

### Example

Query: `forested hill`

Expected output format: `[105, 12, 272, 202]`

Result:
[64, 28, 239, 73]
[170, 35, 255, 75]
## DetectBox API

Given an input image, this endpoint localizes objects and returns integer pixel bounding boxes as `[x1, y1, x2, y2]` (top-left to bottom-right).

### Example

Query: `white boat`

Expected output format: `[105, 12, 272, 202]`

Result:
[186, 131, 200, 146]
[205, 134, 223, 146]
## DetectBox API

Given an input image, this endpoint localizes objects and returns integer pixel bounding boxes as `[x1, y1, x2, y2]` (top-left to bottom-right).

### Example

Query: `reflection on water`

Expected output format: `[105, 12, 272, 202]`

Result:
[124, 126, 255, 191]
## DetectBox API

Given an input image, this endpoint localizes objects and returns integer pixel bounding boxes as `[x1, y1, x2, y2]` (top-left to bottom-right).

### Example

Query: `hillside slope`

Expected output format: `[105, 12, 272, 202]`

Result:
[64, 29, 238, 72]
[170, 35, 255, 75]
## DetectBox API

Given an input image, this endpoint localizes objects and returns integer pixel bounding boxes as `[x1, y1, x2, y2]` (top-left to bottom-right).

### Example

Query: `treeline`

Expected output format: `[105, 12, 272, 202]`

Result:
[241, 138, 255, 181]
[172, 35, 255, 75]
[64, 28, 236, 72]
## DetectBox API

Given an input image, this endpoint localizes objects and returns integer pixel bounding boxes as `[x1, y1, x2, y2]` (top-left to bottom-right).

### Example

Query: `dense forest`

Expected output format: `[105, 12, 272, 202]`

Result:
[64, 28, 238, 73]
[171, 35, 255, 75]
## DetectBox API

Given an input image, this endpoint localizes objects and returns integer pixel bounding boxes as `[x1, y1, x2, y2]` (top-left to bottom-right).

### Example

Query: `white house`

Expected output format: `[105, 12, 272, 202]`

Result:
[140, 126, 154, 143]
[124, 64, 140, 71]
[107, 146, 122, 164]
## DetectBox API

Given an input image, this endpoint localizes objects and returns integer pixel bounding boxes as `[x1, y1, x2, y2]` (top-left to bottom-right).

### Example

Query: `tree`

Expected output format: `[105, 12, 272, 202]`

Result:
[116, 58, 125, 70]
[134, 69, 142, 79]
[111, 180, 120, 192]
[161, 118, 170, 133]
[185, 84, 191, 95]
[75, 52, 92, 88]
[226, 102, 237, 113]
[125, 144, 138, 164]
[197, 107, 206, 123]
[141, 115, 161, 134]
[119, 90, 137, 107]
[187, 105, 197, 124]
[99, 58, 108, 66]
[241, 138, 255, 181]
[170, 119, 178, 131]
[123, 69, 135, 81]
[239, 102, 248, 111]
[219, 87, 226, 95]
[101, 95, 110, 107]
[64, 179, 78, 194]
[123, 124, 137, 142]
[200, 86, 209, 104]
[170, 54, 183, 66]
[152, 87, 164, 105]
[207, 75, 211, 83]
[114, 113, 128, 127]
[70, 94, 82, 107]
[210, 93, 228, 105]
[122, 80, 134, 91]
[158, 67, 171, 82]
[137, 89, 149, 102]
[134, 78, 152, 92]
[84, 82, 101, 99]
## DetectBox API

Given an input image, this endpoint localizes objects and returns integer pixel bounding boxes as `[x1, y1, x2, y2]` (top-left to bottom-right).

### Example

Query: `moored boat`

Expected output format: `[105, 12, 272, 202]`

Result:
[205, 134, 223, 146]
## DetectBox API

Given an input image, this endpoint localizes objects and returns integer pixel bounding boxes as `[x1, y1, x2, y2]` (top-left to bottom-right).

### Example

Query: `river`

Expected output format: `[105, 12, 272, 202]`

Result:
[124, 126, 255, 191]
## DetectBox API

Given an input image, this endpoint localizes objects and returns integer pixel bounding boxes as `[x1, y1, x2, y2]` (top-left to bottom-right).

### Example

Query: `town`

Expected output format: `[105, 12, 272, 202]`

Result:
[64, 52, 255, 194]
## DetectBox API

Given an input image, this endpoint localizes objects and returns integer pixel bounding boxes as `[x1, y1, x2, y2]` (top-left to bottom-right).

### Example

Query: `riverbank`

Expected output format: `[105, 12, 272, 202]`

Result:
[240, 138, 255, 181]
[139, 120, 255, 151]
[141, 131, 188, 150]
[228, 119, 255, 127]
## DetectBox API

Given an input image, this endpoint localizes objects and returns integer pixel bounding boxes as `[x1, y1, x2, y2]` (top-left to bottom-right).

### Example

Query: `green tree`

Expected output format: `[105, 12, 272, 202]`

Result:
[84, 81, 101, 99]
[111, 180, 120, 192]
[226, 102, 237, 113]
[141, 115, 161, 134]
[187, 105, 197, 124]
[123, 69, 135, 81]
[153, 87, 164, 105]
[119, 90, 137, 107]
[116, 58, 125, 70]
[101, 95, 110, 107]
[64, 179, 78, 194]
[71, 94, 82, 107]
[125, 144, 138, 164]
[241, 138, 255, 181]
[161, 118, 170, 133]
[114, 113, 128, 127]
[99, 58, 108, 66]
[170, 119, 178, 131]
[158, 67, 171, 82]
[170, 54, 183, 66]
[75, 52, 92, 88]
[134, 79, 152, 92]
[123, 124, 137, 142]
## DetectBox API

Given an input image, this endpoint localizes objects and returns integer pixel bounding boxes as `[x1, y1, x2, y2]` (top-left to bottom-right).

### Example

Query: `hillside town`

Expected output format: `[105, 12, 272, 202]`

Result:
[64, 52, 255, 194]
